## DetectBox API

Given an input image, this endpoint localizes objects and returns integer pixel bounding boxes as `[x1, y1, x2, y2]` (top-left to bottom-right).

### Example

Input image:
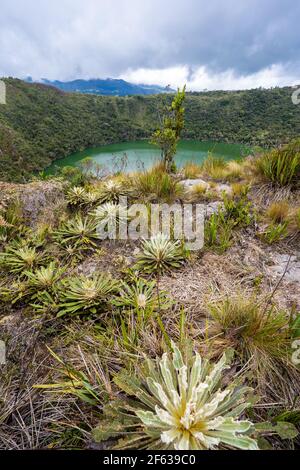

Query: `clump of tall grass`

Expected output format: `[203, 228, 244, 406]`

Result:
[200, 153, 227, 179]
[288, 207, 300, 235]
[133, 164, 183, 202]
[231, 182, 249, 197]
[182, 161, 202, 179]
[206, 295, 291, 375]
[266, 201, 290, 224]
[224, 161, 244, 181]
[205, 211, 234, 253]
[255, 139, 300, 187]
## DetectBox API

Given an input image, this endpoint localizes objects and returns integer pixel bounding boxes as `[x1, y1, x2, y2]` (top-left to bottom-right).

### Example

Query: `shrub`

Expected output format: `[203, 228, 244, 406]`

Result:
[262, 222, 288, 244]
[222, 191, 252, 227]
[255, 139, 300, 187]
[93, 343, 258, 450]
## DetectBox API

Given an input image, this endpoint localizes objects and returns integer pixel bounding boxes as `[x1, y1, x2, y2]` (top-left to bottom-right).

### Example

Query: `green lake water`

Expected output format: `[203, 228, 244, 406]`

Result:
[46, 140, 249, 174]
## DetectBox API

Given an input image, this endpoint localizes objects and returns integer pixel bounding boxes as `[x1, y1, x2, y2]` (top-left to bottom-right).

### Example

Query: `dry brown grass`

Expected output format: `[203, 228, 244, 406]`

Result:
[266, 201, 290, 223]
[182, 161, 202, 179]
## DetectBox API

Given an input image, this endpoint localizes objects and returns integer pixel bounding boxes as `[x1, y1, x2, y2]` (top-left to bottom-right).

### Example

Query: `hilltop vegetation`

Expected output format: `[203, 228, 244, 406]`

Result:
[0, 78, 300, 182]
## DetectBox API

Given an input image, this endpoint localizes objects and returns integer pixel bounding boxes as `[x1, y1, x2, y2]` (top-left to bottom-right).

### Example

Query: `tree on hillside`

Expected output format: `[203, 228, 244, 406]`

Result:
[151, 86, 186, 172]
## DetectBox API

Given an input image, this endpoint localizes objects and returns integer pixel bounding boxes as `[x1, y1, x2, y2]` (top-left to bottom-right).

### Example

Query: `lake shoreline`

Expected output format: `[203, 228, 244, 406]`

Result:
[45, 139, 252, 175]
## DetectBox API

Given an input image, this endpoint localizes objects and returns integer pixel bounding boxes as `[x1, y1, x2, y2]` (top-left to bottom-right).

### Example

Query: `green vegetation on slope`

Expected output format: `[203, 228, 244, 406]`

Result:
[0, 78, 300, 181]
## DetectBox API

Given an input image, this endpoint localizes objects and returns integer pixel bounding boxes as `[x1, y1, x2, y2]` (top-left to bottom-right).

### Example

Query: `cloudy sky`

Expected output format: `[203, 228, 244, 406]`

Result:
[0, 0, 299, 90]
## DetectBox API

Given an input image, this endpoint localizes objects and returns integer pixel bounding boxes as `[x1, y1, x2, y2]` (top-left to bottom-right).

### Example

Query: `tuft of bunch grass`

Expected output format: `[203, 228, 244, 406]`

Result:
[224, 161, 244, 181]
[200, 153, 227, 179]
[182, 161, 202, 179]
[206, 295, 291, 375]
[93, 343, 258, 450]
[255, 139, 300, 187]
[288, 207, 300, 235]
[133, 164, 183, 202]
[266, 201, 290, 224]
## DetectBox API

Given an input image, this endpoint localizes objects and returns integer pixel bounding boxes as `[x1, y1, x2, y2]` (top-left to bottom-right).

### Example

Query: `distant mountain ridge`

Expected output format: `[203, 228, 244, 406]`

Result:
[26, 77, 173, 96]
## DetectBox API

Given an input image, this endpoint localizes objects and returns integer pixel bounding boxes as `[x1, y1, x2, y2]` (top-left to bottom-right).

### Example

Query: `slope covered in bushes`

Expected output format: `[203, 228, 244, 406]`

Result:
[1, 78, 300, 182]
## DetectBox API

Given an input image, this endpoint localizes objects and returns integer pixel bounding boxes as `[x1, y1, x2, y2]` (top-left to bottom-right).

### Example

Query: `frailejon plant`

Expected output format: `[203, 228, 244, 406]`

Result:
[53, 214, 99, 249]
[0, 244, 42, 275]
[98, 179, 129, 203]
[93, 343, 258, 450]
[66, 186, 87, 207]
[57, 273, 120, 317]
[112, 278, 171, 322]
[91, 202, 129, 237]
[135, 233, 187, 275]
[25, 262, 65, 295]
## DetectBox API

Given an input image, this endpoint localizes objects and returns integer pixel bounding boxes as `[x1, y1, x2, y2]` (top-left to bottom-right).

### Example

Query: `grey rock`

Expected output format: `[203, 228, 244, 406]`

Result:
[268, 253, 300, 283]
[180, 179, 209, 190]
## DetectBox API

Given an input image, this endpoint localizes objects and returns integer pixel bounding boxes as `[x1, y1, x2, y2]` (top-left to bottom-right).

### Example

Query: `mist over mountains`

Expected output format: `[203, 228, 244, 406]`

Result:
[26, 77, 173, 96]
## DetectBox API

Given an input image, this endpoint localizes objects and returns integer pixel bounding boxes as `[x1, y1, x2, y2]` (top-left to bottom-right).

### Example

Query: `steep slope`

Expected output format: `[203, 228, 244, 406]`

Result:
[0, 78, 300, 181]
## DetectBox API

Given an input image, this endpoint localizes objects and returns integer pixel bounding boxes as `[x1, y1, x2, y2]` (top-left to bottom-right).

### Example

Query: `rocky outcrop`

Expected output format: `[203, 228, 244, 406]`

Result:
[0, 179, 67, 227]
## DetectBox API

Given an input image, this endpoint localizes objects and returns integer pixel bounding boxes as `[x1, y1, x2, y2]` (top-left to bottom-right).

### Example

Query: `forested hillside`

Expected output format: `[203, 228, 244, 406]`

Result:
[0, 78, 299, 181]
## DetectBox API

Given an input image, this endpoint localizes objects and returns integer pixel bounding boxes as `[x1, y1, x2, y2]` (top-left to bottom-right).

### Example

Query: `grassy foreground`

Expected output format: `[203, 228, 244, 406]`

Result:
[0, 142, 300, 450]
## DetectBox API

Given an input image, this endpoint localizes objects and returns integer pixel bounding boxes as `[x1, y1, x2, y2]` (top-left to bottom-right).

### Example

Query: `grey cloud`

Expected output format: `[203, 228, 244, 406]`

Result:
[0, 0, 299, 84]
